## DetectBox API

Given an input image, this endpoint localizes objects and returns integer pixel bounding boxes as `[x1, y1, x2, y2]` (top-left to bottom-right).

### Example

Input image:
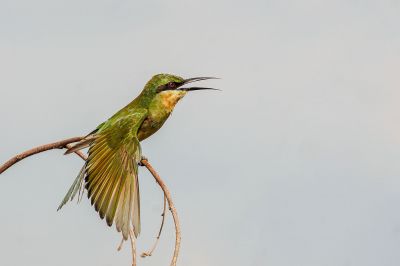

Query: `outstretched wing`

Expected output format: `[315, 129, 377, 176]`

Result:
[59, 108, 148, 239]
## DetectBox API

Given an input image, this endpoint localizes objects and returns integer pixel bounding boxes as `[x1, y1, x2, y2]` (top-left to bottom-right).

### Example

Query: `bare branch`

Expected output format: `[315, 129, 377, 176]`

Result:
[0, 137, 182, 266]
[65, 143, 87, 161]
[140, 160, 181, 266]
[141, 195, 167, 258]
[129, 229, 137, 266]
[0, 137, 84, 174]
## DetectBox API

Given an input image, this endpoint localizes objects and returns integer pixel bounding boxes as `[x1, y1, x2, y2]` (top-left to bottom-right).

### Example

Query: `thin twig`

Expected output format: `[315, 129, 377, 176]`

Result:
[65, 143, 87, 161]
[141, 195, 167, 257]
[141, 160, 181, 266]
[0, 137, 84, 174]
[129, 230, 137, 266]
[117, 237, 125, 251]
[0, 137, 182, 266]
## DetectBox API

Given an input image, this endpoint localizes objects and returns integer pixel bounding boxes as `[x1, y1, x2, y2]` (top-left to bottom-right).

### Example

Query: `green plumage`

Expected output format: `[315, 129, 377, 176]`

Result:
[58, 74, 187, 239]
[58, 74, 216, 240]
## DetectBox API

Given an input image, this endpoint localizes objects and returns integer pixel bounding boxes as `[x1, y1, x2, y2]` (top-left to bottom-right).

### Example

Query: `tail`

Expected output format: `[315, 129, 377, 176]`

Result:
[57, 164, 86, 211]
[59, 128, 102, 210]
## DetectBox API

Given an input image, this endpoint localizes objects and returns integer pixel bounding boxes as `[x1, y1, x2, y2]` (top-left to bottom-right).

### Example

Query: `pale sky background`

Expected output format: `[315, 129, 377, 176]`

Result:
[1, 1, 400, 266]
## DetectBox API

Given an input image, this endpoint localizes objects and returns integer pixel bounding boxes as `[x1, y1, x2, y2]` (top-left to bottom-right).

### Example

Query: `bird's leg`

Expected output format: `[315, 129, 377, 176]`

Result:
[138, 155, 148, 166]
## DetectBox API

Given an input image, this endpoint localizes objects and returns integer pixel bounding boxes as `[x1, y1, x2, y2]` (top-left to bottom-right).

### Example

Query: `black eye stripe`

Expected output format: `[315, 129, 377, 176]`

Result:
[156, 81, 184, 93]
[156, 84, 167, 93]
[156, 82, 177, 93]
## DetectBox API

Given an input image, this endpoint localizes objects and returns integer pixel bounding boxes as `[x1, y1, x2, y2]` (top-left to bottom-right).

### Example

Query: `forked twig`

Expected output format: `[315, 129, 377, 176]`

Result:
[0, 137, 181, 266]
[141, 195, 167, 257]
[140, 160, 181, 266]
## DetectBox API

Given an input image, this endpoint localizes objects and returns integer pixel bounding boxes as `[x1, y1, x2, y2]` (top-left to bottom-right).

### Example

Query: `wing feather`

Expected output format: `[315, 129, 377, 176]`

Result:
[57, 164, 86, 211]
[58, 108, 147, 240]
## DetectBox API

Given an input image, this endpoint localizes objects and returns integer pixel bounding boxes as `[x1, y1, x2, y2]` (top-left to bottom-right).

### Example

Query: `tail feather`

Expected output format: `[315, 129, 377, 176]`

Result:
[64, 135, 96, 154]
[57, 164, 86, 210]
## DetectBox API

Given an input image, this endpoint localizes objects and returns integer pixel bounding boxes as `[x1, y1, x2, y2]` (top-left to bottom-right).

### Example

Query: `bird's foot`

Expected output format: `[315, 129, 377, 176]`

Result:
[138, 155, 148, 166]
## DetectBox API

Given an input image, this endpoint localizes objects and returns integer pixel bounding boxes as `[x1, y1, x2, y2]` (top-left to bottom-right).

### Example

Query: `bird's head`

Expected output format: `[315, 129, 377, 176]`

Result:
[140, 73, 218, 108]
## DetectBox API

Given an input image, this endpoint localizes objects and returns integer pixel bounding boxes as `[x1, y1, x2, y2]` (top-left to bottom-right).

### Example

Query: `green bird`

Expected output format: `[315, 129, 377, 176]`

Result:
[57, 74, 217, 240]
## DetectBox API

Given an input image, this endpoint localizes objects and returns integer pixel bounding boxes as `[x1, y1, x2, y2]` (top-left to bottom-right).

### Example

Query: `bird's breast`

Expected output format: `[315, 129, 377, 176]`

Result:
[158, 91, 187, 112]
[137, 91, 186, 141]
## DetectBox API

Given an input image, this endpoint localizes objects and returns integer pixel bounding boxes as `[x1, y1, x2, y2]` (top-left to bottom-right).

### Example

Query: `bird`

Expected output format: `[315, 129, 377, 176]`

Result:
[57, 74, 218, 240]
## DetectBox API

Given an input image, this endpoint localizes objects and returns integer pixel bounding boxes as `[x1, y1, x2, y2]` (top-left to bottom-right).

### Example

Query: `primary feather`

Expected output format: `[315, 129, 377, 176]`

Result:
[60, 109, 147, 239]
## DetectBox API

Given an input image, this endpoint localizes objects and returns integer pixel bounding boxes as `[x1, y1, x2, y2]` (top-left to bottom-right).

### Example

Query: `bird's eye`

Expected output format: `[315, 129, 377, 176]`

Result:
[168, 82, 176, 89]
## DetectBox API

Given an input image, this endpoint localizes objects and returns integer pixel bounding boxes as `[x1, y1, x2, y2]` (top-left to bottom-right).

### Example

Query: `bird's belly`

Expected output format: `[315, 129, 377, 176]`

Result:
[137, 114, 170, 141]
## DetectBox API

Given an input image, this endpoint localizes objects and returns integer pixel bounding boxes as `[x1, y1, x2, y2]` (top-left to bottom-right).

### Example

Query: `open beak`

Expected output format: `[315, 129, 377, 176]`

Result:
[180, 87, 220, 92]
[179, 77, 220, 92]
